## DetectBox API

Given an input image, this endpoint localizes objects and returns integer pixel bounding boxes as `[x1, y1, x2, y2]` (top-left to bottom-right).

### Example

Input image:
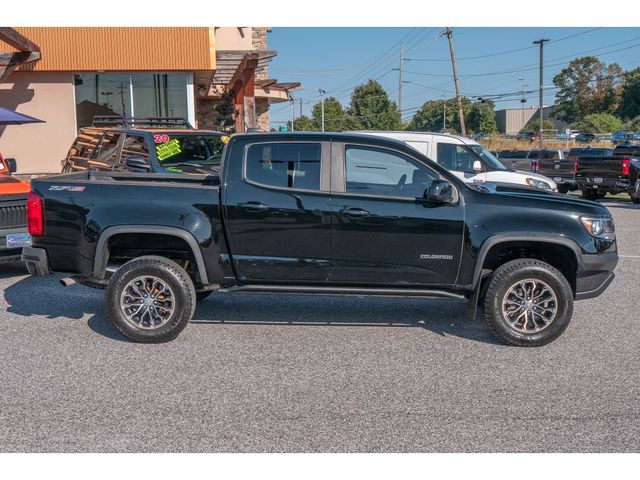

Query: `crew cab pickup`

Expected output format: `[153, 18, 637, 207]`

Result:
[23, 133, 618, 347]
[574, 145, 640, 202]
[498, 149, 574, 193]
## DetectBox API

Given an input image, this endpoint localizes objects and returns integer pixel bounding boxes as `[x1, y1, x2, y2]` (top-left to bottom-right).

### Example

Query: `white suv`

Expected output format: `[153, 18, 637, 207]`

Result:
[357, 131, 557, 191]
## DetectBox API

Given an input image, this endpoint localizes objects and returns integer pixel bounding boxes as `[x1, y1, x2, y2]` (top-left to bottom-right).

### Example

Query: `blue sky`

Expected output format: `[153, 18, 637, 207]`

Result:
[266, 27, 640, 127]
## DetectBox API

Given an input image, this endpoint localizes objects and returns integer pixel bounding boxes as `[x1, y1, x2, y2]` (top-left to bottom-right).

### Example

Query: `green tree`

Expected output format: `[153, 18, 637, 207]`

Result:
[618, 68, 640, 120]
[409, 97, 472, 134]
[525, 118, 556, 132]
[466, 101, 497, 134]
[552, 56, 624, 123]
[290, 115, 317, 132]
[627, 115, 640, 131]
[573, 113, 624, 133]
[348, 80, 401, 130]
[310, 96, 361, 131]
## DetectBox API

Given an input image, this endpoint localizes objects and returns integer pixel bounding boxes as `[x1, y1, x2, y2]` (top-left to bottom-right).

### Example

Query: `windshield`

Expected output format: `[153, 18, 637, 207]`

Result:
[154, 134, 226, 168]
[469, 144, 507, 171]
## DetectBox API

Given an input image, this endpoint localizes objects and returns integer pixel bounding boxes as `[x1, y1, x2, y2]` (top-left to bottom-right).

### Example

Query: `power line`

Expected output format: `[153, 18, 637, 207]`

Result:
[406, 27, 604, 63]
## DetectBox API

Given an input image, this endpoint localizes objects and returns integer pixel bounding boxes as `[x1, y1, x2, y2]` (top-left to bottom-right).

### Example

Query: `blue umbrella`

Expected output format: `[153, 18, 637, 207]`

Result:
[0, 107, 44, 125]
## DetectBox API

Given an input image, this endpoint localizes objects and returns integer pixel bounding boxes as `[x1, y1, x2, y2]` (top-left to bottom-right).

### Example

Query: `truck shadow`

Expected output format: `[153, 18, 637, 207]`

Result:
[2, 271, 499, 346]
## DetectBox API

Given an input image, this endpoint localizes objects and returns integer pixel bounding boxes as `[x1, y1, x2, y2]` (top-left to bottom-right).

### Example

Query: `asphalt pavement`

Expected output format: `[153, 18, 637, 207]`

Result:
[0, 198, 639, 452]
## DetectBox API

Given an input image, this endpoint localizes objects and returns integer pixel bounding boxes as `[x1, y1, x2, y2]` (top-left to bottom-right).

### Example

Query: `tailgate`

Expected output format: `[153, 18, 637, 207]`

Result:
[576, 157, 623, 177]
[0, 193, 27, 229]
[539, 159, 573, 177]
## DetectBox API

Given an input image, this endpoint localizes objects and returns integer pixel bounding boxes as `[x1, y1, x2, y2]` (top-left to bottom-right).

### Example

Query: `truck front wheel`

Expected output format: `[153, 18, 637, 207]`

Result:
[483, 259, 574, 347]
[106, 256, 196, 343]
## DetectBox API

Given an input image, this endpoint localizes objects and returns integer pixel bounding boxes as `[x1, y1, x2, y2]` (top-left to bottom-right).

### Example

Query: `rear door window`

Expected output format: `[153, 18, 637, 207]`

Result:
[245, 142, 321, 191]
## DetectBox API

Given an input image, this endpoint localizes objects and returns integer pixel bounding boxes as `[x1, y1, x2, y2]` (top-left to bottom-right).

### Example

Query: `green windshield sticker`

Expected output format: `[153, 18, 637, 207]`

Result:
[156, 139, 182, 161]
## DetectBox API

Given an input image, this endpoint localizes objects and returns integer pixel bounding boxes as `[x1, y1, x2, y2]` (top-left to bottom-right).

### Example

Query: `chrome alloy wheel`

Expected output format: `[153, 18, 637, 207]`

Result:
[119, 275, 175, 329]
[501, 279, 558, 333]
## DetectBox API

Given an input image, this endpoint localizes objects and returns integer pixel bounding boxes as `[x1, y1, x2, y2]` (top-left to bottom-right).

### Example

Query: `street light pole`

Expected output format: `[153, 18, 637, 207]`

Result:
[318, 88, 326, 132]
[533, 38, 549, 150]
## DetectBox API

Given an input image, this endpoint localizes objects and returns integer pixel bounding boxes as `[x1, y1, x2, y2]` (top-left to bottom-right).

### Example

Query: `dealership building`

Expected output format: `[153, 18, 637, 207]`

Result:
[0, 27, 299, 174]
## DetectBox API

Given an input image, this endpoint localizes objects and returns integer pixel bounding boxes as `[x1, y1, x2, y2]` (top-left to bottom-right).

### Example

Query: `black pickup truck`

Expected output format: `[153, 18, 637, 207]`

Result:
[498, 149, 575, 193]
[574, 145, 640, 202]
[22, 133, 618, 347]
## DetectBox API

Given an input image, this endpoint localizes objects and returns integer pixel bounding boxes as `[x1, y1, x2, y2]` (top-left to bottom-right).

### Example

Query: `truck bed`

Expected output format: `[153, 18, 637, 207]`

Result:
[29, 171, 223, 280]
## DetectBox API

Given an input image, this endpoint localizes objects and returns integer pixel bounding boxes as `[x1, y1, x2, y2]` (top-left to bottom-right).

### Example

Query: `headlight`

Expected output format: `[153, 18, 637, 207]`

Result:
[525, 177, 552, 190]
[581, 217, 615, 236]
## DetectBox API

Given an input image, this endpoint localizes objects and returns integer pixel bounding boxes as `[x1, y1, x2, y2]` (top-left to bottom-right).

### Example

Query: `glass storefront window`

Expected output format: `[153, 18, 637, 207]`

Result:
[74, 73, 131, 127]
[132, 73, 188, 119]
[74, 73, 189, 128]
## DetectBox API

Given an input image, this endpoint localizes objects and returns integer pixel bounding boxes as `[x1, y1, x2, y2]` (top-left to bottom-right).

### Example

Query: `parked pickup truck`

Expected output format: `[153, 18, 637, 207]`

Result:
[574, 144, 640, 202]
[498, 150, 575, 193]
[23, 132, 618, 347]
[0, 154, 31, 261]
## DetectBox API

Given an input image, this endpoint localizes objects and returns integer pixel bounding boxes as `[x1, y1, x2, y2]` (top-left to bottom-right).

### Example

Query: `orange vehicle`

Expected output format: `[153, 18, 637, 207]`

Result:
[0, 153, 30, 262]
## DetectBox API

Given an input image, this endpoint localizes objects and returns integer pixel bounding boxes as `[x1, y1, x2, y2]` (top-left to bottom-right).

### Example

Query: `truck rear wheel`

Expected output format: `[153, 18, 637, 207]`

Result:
[483, 259, 574, 347]
[105, 256, 196, 343]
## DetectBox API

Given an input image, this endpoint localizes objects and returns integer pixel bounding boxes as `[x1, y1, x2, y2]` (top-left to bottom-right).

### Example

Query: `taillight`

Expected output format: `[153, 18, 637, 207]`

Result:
[622, 158, 630, 176]
[27, 192, 43, 236]
[574, 159, 579, 174]
[530, 160, 540, 173]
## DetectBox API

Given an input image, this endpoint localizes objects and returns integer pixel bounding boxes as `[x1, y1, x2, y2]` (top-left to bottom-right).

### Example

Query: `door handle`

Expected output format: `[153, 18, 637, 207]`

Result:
[339, 207, 371, 218]
[238, 201, 270, 212]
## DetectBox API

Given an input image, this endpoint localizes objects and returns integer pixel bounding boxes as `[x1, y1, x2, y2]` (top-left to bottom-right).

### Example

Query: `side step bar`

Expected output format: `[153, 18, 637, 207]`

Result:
[217, 284, 467, 300]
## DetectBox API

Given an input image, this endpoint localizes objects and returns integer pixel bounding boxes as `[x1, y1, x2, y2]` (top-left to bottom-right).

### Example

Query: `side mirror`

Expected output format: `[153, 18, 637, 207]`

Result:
[472, 160, 483, 173]
[424, 180, 455, 204]
[125, 156, 150, 172]
[5, 158, 17, 173]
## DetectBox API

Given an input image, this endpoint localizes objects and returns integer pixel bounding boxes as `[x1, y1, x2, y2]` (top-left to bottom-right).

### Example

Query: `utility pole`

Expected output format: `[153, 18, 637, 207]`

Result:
[533, 38, 549, 149]
[289, 93, 295, 132]
[319, 88, 326, 132]
[520, 73, 527, 134]
[443, 90, 446, 131]
[299, 98, 303, 118]
[442, 27, 466, 136]
[399, 42, 404, 114]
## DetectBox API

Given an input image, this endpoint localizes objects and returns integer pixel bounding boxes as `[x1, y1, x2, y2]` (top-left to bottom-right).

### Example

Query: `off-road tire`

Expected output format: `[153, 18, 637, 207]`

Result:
[196, 290, 214, 302]
[106, 256, 196, 343]
[483, 258, 574, 347]
[581, 188, 598, 201]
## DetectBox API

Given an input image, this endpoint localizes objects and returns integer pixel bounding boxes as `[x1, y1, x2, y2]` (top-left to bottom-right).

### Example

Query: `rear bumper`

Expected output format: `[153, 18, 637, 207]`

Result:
[576, 177, 631, 190]
[0, 227, 29, 262]
[575, 251, 618, 300]
[21, 246, 50, 276]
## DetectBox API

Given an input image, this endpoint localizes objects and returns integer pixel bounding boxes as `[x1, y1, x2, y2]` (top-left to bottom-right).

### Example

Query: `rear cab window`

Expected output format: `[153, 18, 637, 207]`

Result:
[245, 142, 322, 191]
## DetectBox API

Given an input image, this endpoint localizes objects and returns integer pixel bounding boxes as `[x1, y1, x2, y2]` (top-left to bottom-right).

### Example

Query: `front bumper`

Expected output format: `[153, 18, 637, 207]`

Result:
[21, 246, 50, 276]
[575, 251, 618, 300]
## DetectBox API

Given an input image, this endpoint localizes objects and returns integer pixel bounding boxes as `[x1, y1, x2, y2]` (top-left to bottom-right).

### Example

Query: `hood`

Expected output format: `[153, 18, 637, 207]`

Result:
[501, 170, 557, 188]
[468, 182, 610, 215]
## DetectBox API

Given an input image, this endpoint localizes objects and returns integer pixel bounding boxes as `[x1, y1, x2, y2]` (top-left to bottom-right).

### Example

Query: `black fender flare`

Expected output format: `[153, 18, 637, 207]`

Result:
[92, 225, 210, 285]
[465, 233, 582, 320]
